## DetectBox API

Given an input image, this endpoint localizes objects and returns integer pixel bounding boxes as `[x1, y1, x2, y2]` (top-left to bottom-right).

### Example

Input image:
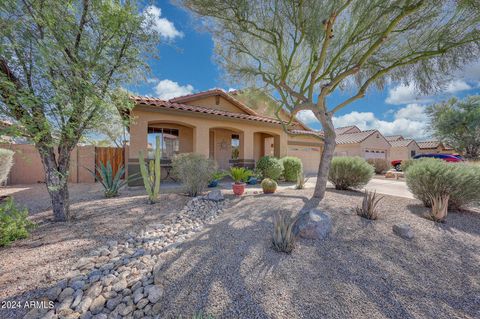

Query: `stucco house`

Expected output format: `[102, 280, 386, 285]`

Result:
[417, 140, 455, 154]
[389, 139, 420, 161]
[126, 89, 323, 184]
[333, 128, 391, 160]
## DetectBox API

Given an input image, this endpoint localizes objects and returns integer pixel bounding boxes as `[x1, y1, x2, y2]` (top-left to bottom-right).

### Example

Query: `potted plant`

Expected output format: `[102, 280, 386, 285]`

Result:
[247, 169, 261, 185]
[208, 170, 226, 188]
[229, 167, 252, 195]
[261, 178, 278, 194]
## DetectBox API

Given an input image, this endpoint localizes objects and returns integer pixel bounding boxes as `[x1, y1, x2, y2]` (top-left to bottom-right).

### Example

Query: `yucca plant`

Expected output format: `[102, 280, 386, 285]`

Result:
[430, 194, 449, 222]
[87, 161, 130, 198]
[272, 212, 298, 253]
[356, 190, 383, 220]
[295, 171, 309, 189]
[139, 136, 161, 203]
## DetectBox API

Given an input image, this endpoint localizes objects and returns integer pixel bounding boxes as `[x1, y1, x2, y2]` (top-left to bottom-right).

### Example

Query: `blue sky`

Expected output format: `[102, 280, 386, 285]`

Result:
[133, 0, 480, 140]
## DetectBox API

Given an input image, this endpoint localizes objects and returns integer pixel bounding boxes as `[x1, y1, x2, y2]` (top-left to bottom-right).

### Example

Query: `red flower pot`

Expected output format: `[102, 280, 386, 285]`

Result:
[232, 182, 246, 195]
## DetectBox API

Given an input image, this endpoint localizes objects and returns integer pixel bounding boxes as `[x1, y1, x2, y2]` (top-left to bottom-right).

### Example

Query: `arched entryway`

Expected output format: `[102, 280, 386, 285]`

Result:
[209, 127, 243, 170]
[254, 131, 281, 161]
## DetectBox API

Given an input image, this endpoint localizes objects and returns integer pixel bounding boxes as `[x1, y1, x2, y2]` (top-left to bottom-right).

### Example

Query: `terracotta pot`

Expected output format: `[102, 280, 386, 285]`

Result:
[232, 182, 246, 195]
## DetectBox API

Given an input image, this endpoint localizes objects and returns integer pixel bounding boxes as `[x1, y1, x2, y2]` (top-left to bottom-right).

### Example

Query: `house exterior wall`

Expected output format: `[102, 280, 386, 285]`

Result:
[0, 144, 95, 185]
[389, 143, 420, 161]
[360, 133, 391, 160]
[333, 144, 361, 157]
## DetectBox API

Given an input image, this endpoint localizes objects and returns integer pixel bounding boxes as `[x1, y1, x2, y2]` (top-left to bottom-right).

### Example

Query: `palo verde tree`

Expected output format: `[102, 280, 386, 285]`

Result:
[0, 0, 159, 221]
[427, 95, 480, 159]
[182, 0, 480, 204]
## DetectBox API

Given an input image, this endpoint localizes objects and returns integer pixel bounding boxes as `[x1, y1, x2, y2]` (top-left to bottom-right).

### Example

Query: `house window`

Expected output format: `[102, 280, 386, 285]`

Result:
[147, 127, 179, 159]
[411, 150, 416, 157]
[231, 134, 240, 159]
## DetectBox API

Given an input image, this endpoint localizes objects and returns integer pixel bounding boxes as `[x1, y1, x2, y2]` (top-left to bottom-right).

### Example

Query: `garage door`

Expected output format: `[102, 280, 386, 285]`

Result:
[288, 146, 321, 174]
[364, 149, 387, 159]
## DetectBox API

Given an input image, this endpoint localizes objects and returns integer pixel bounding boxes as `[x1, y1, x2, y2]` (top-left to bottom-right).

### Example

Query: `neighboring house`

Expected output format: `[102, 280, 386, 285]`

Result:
[389, 139, 420, 161]
[334, 125, 361, 135]
[127, 89, 323, 184]
[417, 141, 456, 154]
[333, 129, 391, 160]
[385, 135, 404, 142]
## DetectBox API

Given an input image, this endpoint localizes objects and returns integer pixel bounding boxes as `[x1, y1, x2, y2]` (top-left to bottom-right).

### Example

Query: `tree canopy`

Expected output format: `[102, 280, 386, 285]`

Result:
[427, 95, 480, 159]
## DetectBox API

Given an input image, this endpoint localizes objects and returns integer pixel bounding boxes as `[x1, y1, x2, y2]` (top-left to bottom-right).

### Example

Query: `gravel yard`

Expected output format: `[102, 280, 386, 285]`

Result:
[0, 184, 479, 319]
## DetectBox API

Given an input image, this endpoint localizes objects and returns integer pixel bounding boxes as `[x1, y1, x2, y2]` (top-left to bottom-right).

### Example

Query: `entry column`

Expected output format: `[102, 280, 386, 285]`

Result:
[193, 125, 210, 157]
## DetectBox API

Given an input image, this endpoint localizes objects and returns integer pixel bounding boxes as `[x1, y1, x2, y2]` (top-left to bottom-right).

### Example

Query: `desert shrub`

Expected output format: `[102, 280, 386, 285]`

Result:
[406, 159, 480, 212]
[272, 212, 298, 253]
[400, 159, 414, 172]
[0, 197, 35, 246]
[172, 153, 216, 196]
[295, 170, 309, 189]
[356, 190, 383, 220]
[261, 178, 277, 193]
[0, 148, 14, 184]
[281, 156, 303, 182]
[256, 156, 283, 180]
[367, 158, 389, 174]
[328, 157, 374, 190]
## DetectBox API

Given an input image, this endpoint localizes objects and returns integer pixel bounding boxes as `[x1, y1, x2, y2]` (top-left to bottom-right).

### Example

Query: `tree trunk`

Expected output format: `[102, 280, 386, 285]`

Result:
[313, 113, 336, 200]
[39, 146, 71, 222]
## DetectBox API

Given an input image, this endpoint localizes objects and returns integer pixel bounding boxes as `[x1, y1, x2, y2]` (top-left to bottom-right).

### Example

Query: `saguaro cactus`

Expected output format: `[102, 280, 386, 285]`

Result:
[139, 136, 161, 203]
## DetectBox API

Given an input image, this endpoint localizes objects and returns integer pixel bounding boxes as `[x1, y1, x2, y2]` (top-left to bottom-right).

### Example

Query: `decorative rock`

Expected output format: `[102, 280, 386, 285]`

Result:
[393, 223, 414, 239]
[204, 190, 224, 202]
[294, 209, 332, 240]
[106, 295, 123, 310]
[146, 285, 163, 303]
[46, 285, 62, 301]
[71, 290, 83, 308]
[92, 314, 107, 319]
[89, 295, 106, 315]
[59, 287, 75, 301]
[71, 280, 86, 291]
[112, 279, 128, 292]
[120, 305, 134, 316]
[85, 282, 103, 300]
[136, 298, 149, 309]
[75, 296, 93, 314]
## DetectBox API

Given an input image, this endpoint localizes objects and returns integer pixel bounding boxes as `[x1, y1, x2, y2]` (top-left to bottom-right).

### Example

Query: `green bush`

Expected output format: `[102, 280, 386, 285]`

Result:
[0, 148, 14, 184]
[328, 157, 374, 190]
[401, 159, 414, 172]
[172, 153, 216, 196]
[281, 157, 303, 182]
[0, 197, 35, 246]
[367, 158, 389, 174]
[406, 158, 480, 210]
[256, 156, 283, 180]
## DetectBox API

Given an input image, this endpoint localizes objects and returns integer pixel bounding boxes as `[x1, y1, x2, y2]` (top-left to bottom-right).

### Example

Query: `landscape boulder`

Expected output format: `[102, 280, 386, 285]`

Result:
[294, 209, 332, 240]
[393, 223, 414, 239]
[204, 189, 224, 202]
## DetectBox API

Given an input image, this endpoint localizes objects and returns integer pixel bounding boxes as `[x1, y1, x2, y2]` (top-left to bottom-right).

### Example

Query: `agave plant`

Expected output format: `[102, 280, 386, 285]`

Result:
[88, 161, 130, 198]
[356, 190, 383, 220]
[272, 212, 298, 253]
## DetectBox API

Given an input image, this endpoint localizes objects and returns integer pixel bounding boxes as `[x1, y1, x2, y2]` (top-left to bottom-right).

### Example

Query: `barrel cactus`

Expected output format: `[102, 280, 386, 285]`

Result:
[261, 178, 277, 194]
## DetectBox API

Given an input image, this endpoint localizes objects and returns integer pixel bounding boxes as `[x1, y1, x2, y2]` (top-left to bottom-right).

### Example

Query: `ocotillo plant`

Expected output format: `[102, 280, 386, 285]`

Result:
[139, 136, 161, 204]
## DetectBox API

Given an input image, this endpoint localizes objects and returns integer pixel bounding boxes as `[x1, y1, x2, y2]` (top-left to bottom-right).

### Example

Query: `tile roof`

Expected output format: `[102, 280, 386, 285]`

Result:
[385, 135, 404, 142]
[417, 140, 442, 149]
[389, 139, 415, 147]
[335, 125, 360, 135]
[335, 130, 379, 145]
[169, 89, 259, 116]
[289, 129, 323, 137]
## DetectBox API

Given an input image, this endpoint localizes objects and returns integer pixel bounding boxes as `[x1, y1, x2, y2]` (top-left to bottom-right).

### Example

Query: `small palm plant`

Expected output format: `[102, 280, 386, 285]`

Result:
[295, 170, 309, 189]
[229, 167, 251, 184]
[356, 190, 383, 220]
[272, 212, 299, 253]
[87, 161, 130, 198]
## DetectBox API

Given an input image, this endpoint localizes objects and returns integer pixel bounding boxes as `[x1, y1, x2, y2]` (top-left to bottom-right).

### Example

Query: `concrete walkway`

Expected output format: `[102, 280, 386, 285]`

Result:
[209, 176, 414, 199]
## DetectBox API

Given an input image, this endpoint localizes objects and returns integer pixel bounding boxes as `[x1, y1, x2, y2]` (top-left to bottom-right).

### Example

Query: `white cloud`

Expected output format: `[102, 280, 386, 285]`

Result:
[332, 104, 430, 139]
[445, 80, 471, 93]
[296, 110, 318, 124]
[144, 5, 183, 40]
[154, 80, 194, 99]
[146, 77, 159, 84]
[385, 83, 433, 105]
